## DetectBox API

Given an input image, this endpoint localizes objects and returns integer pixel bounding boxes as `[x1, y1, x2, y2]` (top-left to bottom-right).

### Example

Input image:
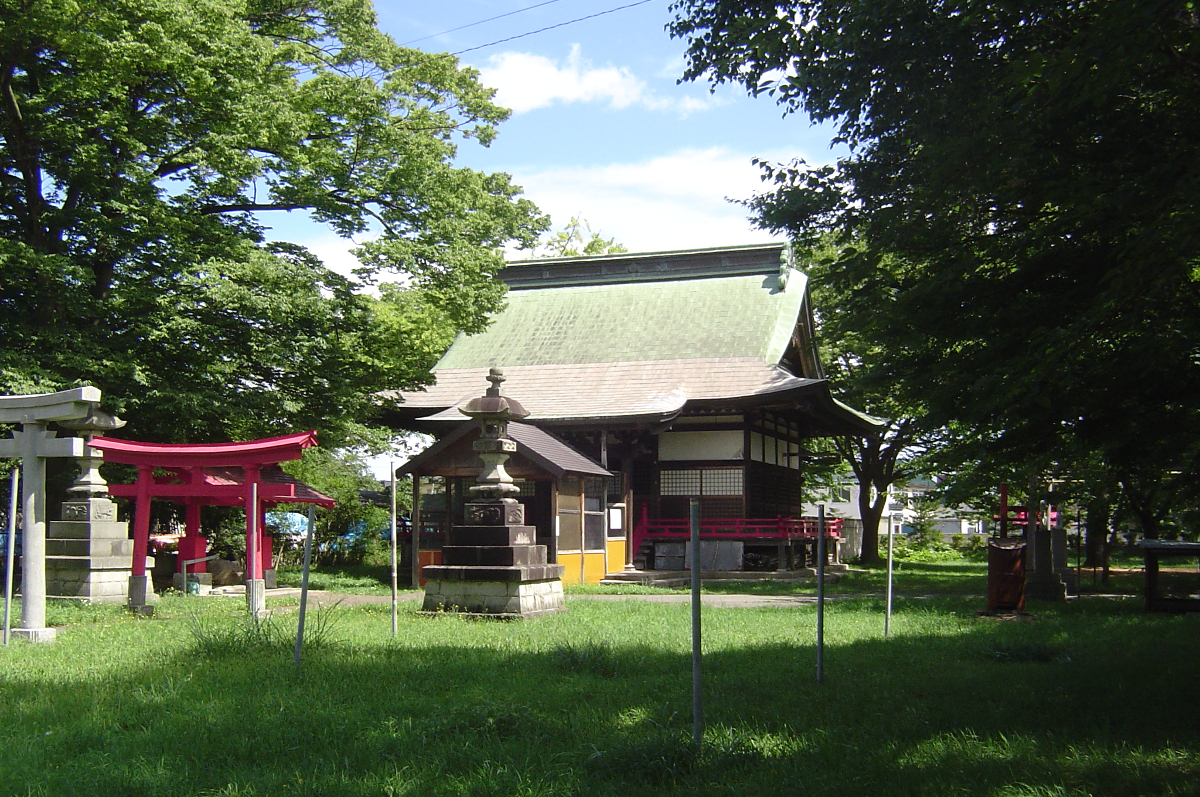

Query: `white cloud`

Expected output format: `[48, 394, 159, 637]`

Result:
[479, 45, 717, 115]
[508, 146, 817, 253]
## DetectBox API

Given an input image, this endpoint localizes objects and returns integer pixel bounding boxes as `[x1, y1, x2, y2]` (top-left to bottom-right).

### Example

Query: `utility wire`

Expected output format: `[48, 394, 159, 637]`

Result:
[402, 0, 569, 46]
[453, 0, 656, 55]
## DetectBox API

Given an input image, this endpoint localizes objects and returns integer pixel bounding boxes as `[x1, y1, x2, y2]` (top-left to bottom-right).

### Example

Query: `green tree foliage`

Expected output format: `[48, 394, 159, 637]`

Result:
[801, 238, 934, 564]
[671, 0, 1200, 535]
[278, 446, 394, 566]
[0, 0, 547, 445]
[536, 215, 628, 258]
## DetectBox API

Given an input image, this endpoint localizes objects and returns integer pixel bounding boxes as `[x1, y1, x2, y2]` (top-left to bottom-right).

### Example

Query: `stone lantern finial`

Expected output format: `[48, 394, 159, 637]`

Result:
[457, 369, 528, 525]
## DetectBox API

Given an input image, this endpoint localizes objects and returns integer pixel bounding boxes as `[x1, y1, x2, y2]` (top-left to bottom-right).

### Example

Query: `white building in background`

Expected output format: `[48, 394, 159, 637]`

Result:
[804, 476, 986, 559]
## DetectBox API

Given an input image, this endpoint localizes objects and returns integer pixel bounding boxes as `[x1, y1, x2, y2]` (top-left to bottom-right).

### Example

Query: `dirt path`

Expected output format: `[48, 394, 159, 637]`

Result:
[268, 588, 835, 609]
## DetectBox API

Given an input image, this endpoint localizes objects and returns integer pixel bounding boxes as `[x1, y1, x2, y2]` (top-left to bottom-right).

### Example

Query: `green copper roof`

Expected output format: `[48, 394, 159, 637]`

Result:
[436, 268, 808, 370]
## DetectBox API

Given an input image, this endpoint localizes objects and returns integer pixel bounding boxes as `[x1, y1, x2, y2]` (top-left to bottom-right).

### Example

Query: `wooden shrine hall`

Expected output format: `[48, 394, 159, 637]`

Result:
[381, 244, 882, 584]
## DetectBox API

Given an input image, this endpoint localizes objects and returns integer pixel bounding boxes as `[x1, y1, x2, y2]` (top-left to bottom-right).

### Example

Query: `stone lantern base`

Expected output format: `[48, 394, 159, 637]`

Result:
[421, 522, 565, 618]
[45, 497, 141, 604]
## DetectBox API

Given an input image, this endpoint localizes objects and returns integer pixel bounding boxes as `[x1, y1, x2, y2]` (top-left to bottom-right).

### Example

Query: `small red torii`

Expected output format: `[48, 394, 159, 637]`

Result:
[88, 432, 334, 607]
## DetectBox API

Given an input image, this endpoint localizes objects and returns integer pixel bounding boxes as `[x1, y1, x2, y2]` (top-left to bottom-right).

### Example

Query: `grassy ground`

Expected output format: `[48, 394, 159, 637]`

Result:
[0, 563, 1197, 796]
[275, 554, 1168, 599]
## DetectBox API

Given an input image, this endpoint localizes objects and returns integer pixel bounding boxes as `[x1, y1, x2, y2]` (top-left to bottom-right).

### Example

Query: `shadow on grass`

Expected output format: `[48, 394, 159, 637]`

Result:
[1, 598, 1198, 797]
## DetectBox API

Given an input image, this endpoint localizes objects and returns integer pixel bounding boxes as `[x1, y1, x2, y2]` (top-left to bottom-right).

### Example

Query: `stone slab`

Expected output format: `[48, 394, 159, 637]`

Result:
[45, 554, 143, 571]
[11, 627, 57, 643]
[59, 499, 119, 523]
[47, 520, 130, 540]
[46, 537, 135, 557]
[440, 545, 547, 567]
[421, 563, 564, 582]
[422, 578, 565, 617]
[447, 525, 537, 547]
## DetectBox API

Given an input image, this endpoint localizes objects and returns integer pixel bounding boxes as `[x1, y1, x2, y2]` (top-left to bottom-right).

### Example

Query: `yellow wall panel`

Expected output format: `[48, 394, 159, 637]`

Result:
[606, 540, 626, 573]
[583, 552, 607, 584]
[557, 553, 583, 585]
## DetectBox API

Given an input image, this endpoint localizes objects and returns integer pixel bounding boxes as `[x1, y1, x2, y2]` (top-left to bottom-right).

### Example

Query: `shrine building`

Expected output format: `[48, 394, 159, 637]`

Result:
[382, 244, 881, 584]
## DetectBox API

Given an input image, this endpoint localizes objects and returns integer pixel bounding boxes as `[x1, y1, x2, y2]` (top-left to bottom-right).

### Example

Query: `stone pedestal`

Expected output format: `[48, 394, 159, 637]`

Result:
[46, 498, 142, 604]
[11, 627, 57, 643]
[422, 522, 566, 618]
[1025, 525, 1068, 601]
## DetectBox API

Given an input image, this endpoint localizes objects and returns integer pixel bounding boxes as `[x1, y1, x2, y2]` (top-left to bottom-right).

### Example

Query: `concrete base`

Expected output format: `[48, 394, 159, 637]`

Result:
[11, 626, 57, 643]
[422, 577, 565, 617]
[246, 578, 267, 617]
[127, 574, 160, 611]
[1025, 573, 1069, 602]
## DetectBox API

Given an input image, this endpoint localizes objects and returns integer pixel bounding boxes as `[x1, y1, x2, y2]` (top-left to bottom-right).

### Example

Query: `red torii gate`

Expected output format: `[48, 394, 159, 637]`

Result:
[88, 432, 333, 605]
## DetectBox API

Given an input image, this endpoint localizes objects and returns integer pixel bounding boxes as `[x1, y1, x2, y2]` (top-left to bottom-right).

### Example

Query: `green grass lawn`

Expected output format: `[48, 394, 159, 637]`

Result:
[1, 566, 1197, 797]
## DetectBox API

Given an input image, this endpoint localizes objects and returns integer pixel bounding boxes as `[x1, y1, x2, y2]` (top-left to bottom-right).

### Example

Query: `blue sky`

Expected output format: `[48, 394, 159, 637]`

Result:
[285, 0, 845, 273]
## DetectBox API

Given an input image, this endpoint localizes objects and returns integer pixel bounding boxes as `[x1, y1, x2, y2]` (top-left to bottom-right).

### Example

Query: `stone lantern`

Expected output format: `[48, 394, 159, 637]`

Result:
[420, 369, 566, 617]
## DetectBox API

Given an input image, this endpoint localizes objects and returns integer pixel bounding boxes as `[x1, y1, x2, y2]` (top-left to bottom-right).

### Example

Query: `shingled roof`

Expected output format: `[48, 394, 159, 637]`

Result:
[383, 244, 880, 436]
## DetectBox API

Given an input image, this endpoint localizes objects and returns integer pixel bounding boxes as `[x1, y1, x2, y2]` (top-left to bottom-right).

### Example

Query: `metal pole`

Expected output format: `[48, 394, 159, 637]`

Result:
[180, 554, 219, 598]
[4, 468, 19, 646]
[390, 461, 398, 637]
[410, 475, 421, 590]
[817, 504, 826, 684]
[885, 512, 895, 637]
[294, 505, 316, 667]
[689, 498, 703, 747]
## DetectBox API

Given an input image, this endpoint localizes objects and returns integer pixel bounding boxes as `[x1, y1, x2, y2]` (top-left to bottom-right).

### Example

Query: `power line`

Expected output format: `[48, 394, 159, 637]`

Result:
[401, 0, 569, 46]
[453, 0, 656, 56]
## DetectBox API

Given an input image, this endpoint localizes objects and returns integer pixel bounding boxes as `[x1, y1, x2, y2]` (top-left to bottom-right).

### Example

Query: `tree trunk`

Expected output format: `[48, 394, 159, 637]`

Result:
[1084, 497, 1108, 568]
[856, 483, 887, 566]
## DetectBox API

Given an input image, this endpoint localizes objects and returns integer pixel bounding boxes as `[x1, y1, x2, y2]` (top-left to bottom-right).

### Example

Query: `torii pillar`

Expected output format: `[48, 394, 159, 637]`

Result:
[0, 388, 100, 642]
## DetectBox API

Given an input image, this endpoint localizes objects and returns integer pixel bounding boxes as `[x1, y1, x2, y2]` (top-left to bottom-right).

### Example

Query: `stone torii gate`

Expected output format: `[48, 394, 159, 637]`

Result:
[88, 431, 323, 616]
[0, 387, 100, 642]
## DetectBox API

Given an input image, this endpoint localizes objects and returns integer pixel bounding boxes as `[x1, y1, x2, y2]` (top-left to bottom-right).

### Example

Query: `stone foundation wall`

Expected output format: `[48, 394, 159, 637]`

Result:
[423, 578, 565, 617]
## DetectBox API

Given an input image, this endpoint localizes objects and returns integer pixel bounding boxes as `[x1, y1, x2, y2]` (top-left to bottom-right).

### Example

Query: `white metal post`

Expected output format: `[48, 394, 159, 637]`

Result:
[390, 461, 398, 637]
[294, 504, 316, 667]
[4, 468, 19, 645]
[689, 498, 703, 746]
[885, 514, 895, 636]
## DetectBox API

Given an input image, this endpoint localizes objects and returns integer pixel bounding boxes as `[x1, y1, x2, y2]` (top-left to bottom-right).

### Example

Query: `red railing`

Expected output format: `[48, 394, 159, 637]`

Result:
[632, 507, 842, 556]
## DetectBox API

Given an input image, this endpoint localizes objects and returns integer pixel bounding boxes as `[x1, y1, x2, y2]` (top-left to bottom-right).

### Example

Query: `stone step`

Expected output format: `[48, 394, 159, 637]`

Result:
[441, 545, 547, 567]
[46, 520, 130, 540]
[422, 563, 565, 582]
[45, 555, 150, 572]
[446, 525, 537, 547]
[46, 537, 134, 558]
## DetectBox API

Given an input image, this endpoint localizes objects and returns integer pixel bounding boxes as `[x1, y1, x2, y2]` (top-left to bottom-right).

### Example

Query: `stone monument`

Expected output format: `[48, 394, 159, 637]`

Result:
[45, 409, 141, 604]
[421, 369, 566, 617]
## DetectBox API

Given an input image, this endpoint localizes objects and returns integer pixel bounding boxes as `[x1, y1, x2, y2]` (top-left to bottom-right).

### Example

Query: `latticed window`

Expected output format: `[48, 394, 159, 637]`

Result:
[659, 467, 745, 519]
[661, 469, 702, 495]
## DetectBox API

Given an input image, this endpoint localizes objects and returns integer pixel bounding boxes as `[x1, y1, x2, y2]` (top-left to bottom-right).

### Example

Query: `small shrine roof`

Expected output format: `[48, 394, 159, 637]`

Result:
[397, 421, 611, 479]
